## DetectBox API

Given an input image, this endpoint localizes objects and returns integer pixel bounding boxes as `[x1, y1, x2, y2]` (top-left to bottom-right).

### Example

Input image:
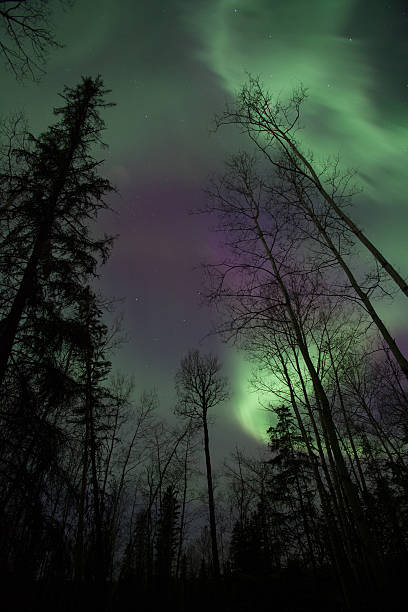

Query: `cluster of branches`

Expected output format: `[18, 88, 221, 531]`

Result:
[200, 76, 408, 611]
[0, 0, 71, 80]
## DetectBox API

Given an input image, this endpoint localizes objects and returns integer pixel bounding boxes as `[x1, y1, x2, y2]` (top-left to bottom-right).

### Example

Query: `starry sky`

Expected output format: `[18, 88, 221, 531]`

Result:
[1, 0, 407, 455]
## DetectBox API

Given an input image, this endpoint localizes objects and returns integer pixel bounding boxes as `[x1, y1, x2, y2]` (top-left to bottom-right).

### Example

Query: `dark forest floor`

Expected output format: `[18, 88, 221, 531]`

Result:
[1, 564, 407, 612]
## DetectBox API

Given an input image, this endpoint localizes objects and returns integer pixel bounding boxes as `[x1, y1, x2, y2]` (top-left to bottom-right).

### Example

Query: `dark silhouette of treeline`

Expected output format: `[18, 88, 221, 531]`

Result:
[0, 8, 408, 610]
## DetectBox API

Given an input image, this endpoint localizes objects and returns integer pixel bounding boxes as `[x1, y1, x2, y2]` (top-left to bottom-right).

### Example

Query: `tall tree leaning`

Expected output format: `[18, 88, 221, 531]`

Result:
[215, 81, 408, 382]
[215, 75, 408, 300]
[0, 76, 114, 388]
[175, 350, 229, 578]
[224, 151, 408, 382]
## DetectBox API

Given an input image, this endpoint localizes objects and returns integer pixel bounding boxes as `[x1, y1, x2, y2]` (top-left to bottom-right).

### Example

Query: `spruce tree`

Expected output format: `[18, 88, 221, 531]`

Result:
[155, 486, 180, 587]
[0, 75, 114, 388]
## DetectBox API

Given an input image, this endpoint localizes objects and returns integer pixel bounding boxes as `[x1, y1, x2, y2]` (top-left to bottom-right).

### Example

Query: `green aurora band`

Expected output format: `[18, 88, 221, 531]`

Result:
[186, 0, 408, 225]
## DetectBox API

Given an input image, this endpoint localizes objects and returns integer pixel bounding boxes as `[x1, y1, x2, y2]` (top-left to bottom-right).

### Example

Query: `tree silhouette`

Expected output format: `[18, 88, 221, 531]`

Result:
[0, 0, 70, 80]
[268, 405, 318, 568]
[155, 485, 180, 588]
[230, 504, 271, 575]
[0, 75, 114, 389]
[72, 286, 113, 585]
[175, 349, 229, 578]
[214, 75, 408, 300]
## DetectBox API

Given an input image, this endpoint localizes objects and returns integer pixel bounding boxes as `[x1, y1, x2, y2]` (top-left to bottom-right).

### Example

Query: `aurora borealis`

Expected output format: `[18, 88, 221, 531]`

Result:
[1, 0, 407, 448]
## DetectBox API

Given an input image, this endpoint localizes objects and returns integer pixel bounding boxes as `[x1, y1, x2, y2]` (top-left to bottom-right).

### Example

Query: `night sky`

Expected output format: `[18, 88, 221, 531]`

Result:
[1, 0, 407, 455]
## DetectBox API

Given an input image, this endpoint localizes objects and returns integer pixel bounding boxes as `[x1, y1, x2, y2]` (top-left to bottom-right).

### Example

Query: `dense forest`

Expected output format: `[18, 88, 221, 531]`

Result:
[1, 2, 408, 611]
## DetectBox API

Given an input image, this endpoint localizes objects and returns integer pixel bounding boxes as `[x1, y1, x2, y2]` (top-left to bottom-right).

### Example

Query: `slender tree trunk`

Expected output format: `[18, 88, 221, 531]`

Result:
[176, 434, 190, 579]
[270, 126, 408, 299]
[86, 358, 104, 586]
[277, 349, 354, 604]
[296, 189, 408, 382]
[326, 342, 370, 499]
[75, 428, 89, 583]
[202, 411, 220, 578]
[0, 220, 50, 384]
[0, 90, 96, 387]
[290, 443, 317, 570]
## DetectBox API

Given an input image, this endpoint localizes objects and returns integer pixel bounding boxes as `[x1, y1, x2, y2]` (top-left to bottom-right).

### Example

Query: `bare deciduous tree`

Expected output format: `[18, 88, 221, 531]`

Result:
[214, 75, 408, 300]
[175, 349, 229, 578]
[0, 0, 71, 80]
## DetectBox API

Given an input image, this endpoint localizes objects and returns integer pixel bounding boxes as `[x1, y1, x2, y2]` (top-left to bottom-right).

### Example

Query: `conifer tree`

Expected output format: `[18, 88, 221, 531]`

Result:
[73, 286, 113, 585]
[0, 75, 114, 388]
[155, 485, 180, 587]
[268, 405, 317, 567]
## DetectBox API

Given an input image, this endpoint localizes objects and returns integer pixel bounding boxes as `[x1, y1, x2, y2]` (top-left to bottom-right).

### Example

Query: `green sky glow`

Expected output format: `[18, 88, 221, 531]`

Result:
[186, 0, 408, 265]
[230, 353, 272, 442]
[231, 345, 322, 442]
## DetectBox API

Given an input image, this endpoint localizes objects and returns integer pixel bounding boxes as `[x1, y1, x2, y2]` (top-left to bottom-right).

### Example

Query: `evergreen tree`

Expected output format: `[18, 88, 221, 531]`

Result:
[0, 77, 117, 593]
[267, 405, 318, 568]
[72, 286, 113, 585]
[0, 75, 114, 389]
[230, 505, 271, 575]
[155, 485, 180, 587]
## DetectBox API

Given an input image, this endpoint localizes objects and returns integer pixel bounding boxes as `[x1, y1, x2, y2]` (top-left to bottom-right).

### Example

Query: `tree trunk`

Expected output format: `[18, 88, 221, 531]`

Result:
[74, 428, 89, 583]
[0, 86, 97, 387]
[278, 349, 354, 604]
[0, 219, 51, 384]
[85, 351, 104, 586]
[296, 189, 408, 382]
[202, 411, 220, 578]
[270, 121, 408, 299]
[176, 433, 190, 579]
